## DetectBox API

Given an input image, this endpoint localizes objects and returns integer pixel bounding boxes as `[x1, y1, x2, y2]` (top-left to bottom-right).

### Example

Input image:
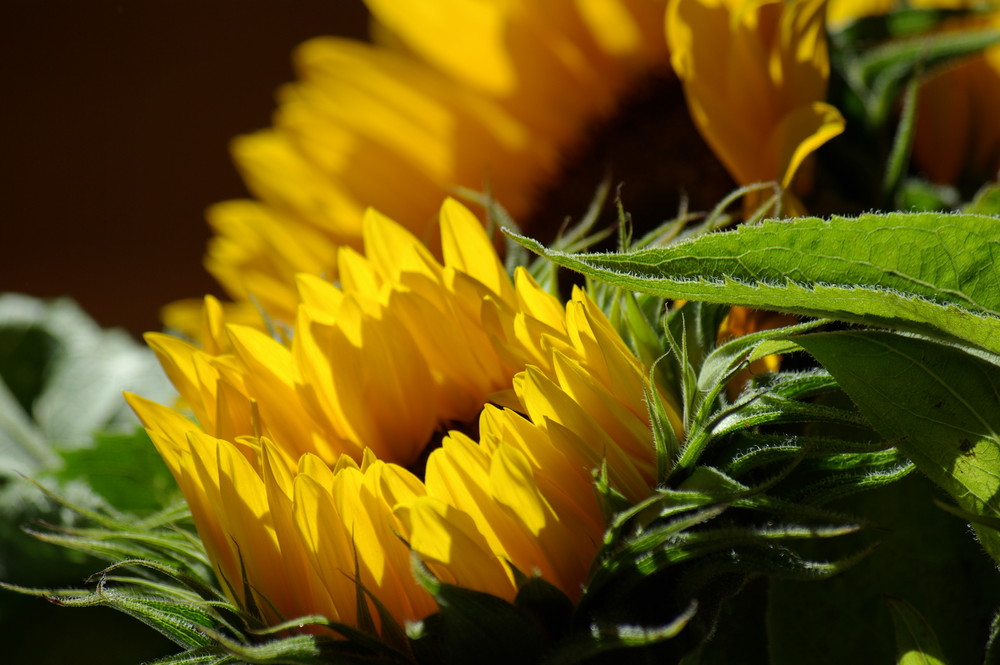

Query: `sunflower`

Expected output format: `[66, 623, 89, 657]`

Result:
[129, 199, 675, 625]
[165, 0, 843, 330]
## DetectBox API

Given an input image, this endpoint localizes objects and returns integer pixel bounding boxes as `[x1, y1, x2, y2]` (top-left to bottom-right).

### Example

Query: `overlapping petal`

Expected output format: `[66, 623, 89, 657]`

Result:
[666, 0, 845, 197]
[182, 0, 670, 324]
[132, 197, 678, 625]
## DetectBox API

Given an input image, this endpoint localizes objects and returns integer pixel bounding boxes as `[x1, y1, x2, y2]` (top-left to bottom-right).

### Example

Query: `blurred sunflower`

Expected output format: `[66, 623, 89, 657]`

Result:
[166, 0, 843, 330]
[128, 199, 676, 627]
[828, 0, 1000, 189]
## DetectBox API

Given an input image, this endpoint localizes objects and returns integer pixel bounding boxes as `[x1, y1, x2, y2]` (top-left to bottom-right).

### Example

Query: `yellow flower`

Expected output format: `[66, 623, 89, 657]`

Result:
[165, 0, 844, 330]
[131, 199, 676, 624]
[665, 0, 846, 209]
[149, 199, 651, 469]
[124, 396, 441, 627]
[185, 0, 670, 324]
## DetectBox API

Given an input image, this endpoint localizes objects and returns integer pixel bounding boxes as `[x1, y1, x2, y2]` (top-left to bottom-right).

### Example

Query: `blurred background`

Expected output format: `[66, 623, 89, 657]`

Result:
[2, 2, 369, 662]
[3, 1, 369, 340]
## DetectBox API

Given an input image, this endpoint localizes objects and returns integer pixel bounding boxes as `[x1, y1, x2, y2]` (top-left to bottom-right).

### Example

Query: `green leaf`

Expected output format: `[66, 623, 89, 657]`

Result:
[794, 331, 1000, 562]
[408, 557, 544, 665]
[507, 213, 1000, 355]
[0, 294, 173, 451]
[768, 474, 1000, 665]
[50, 428, 179, 512]
[965, 183, 1000, 216]
[896, 178, 960, 212]
[887, 597, 948, 665]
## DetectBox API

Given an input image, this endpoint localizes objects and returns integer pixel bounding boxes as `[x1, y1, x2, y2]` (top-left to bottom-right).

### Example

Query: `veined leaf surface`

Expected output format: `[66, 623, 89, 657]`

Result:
[507, 213, 1000, 354]
[796, 331, 1000, 563]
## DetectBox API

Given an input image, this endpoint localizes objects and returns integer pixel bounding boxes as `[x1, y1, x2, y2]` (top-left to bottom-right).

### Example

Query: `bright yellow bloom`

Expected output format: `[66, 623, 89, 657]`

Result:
[131, 199, 675, 624]
[148, 199, 653, 470]
[124, 396, 441, 627]
[166, 0, 845, 331]
[189, 0, 670, 324]
[403, 287, 663, 602]
[666, 0, 846, 206]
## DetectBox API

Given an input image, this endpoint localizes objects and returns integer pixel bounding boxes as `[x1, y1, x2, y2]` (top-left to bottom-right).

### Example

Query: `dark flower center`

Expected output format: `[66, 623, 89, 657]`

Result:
[524, 72, 735, 241]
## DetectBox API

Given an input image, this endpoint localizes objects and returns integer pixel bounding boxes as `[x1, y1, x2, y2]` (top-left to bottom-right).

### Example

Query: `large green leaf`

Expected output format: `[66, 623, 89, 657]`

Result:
[506, 212, 1000, 355]
[795, 331, 1000, 563]
[768, 474, 1000, 665]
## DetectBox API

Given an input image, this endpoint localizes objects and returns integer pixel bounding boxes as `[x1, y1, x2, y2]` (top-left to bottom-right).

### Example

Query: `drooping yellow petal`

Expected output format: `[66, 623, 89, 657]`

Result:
[439, 197, 514, 303]
[666, 0, 845, 192]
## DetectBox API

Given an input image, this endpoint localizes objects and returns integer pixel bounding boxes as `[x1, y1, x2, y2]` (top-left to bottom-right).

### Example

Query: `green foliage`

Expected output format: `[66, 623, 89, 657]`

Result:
[408, 556, 546, 665]
[7, 4, 1000, 664]
[507, 212, 1000, 354]
[887, 597, 948, 665]
[767, 474, 1000, 665]
[512, 203, 1000, 660]
[795, 331, 1000, 564]
[50, 428, 179, 513]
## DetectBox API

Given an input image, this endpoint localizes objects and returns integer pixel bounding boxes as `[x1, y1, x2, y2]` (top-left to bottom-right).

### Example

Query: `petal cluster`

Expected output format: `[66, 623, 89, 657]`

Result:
[131, 199, 674, 626]
[168, 0, 844, 329]
[198, 0, 670, 322]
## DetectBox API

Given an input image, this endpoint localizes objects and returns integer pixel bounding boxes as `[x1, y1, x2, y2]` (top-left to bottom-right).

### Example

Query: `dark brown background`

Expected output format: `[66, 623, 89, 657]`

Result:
[3, 1, 370, 339]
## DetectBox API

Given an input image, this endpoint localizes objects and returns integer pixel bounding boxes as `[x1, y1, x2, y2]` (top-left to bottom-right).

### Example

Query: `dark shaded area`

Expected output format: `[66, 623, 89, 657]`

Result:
[525, 72, 735, 241]
[2, 1, 369, 338]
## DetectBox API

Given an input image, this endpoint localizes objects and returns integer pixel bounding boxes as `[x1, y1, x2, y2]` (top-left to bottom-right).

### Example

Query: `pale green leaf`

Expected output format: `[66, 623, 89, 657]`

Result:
[507, 213, 1000, 355]
[795, 331, 1000, 562]
[887, 597, 948, 665]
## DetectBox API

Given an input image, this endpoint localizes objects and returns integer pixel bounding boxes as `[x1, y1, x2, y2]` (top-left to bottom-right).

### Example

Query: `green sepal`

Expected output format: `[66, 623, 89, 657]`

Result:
[408, 555, 545, 665]
[986, 610, 1000, 665]
[577, 469, 867, 662]
[539, 601, 698, 665]
[514, 576, 574, 645]
[141, 647, 239, 665]
[767, 474, 999, 665]
[37, 581, 221, 649]
[768, 448, 915, 507]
